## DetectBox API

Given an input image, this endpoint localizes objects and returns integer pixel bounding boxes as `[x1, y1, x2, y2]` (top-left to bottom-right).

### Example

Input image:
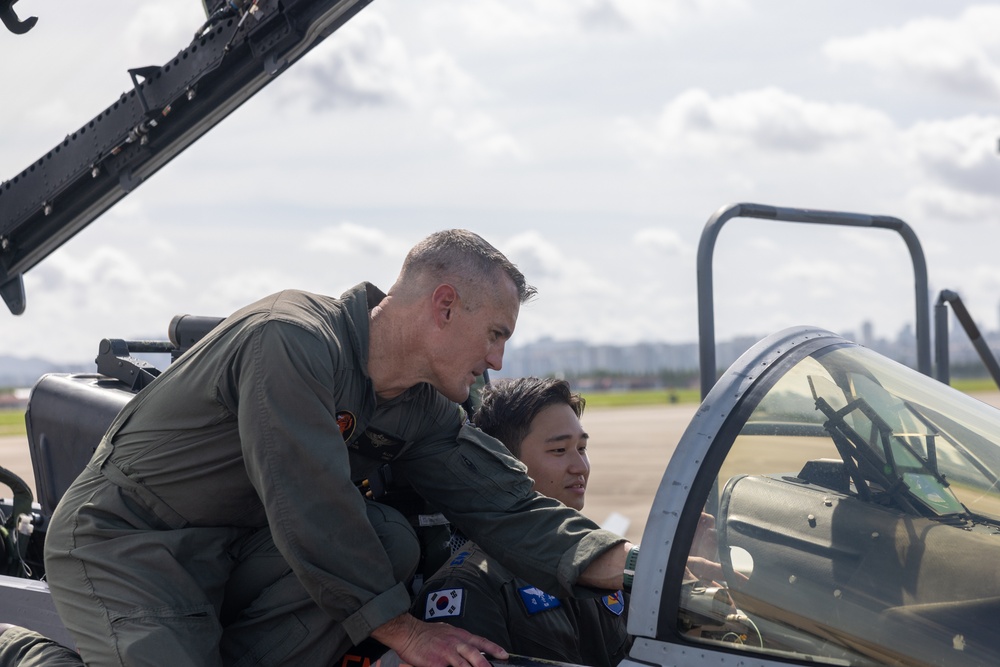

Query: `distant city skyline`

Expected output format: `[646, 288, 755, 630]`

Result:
[3, 308, 1000, 391]
[493, 310, 1000, 382]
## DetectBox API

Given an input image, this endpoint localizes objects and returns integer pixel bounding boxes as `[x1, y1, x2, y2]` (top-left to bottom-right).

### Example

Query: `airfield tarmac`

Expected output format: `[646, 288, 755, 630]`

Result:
[3, 392, 1000, 543]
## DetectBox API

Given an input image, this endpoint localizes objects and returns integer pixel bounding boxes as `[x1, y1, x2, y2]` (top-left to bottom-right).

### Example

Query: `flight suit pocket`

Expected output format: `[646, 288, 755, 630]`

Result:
[108, 603, 224, 665]
[230, 614, 309, 667]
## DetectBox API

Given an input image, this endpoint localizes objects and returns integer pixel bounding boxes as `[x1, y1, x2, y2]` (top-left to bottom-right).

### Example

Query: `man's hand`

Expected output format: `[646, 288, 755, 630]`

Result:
[371, 613, 509, 667]
[690, 512, 718, 561]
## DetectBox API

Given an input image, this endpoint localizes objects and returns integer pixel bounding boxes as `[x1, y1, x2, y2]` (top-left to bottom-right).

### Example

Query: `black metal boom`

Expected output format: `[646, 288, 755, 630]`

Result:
[0, 0, 373, 315]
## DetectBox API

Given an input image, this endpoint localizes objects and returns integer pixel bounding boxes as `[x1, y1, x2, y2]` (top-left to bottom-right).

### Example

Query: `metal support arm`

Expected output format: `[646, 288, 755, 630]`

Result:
[697, 203, 931, 398]
[934, 289, 1000, 389]
[0, 0, 373, 315]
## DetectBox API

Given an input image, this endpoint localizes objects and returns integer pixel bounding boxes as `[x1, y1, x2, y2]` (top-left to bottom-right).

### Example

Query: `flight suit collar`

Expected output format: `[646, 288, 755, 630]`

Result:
[344, 281, 429, 408]
[338, 281, 385, 380]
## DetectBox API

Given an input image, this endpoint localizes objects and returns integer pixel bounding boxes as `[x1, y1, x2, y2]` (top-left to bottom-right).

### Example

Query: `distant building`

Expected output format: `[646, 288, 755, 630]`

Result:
[4, 317, 1000, 391]
[497, 318, 1000, 386]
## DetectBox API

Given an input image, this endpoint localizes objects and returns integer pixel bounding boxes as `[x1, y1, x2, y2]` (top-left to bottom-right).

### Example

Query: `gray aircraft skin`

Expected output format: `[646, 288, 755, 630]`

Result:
[5, 2, 1000, 666]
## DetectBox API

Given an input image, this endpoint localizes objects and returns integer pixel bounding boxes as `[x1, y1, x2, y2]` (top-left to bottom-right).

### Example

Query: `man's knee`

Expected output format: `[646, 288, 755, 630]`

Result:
[0, 625, 83, 667]
[365, 501, 419, 584]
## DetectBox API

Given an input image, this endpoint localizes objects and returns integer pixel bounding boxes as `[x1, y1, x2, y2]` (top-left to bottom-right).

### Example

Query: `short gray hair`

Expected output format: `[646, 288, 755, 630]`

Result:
[394, 229, 536, 305]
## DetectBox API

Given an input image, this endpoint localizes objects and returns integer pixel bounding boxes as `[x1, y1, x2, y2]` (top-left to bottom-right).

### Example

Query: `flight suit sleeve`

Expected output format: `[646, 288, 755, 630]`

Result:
[413, 553, 513, 650]
[397, 422, 626, 598]
[232, 321, 410, 644]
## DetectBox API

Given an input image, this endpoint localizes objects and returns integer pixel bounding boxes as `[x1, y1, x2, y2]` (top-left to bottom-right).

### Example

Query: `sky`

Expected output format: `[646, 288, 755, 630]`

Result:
[1, 0, 999, 365]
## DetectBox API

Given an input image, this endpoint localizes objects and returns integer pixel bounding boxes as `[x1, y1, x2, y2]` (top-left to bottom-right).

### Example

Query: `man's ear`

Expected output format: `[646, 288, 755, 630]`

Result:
[431, 284, 458, 327]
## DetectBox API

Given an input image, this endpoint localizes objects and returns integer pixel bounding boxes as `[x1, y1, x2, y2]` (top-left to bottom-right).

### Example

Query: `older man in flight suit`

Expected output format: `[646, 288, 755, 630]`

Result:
[3, 229, 633, 667]
[414, 377, 631, 667]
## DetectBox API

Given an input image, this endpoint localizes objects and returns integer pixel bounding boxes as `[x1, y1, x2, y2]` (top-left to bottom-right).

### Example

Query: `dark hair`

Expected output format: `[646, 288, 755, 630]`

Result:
[395, 229, 536, 305]
[472, 377, 584, 457]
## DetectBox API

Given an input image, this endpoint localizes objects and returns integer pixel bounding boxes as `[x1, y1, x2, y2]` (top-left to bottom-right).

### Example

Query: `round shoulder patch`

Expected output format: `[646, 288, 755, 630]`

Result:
[601, 590, 625, 616]
[336, 411, 356, 440]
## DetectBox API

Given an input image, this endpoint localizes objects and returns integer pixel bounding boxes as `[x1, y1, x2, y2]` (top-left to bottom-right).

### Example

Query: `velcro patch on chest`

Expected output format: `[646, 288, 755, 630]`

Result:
[601, 590, 625, 616]
[424, 588, 465, 619]
[517, 586, 562, 615]
[347, 427, 407, 461]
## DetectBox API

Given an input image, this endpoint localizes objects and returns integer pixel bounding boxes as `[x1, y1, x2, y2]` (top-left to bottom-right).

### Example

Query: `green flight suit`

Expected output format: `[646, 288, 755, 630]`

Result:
[415, 542, 632, 667]
[0, 626, 81, 667]
[42, 283, 624, 667]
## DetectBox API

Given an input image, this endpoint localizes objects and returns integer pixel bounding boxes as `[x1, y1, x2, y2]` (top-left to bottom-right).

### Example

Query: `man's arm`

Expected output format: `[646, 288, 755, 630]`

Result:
[371, 613, 508, 667]
[397, 424, 626, 597]
[577, 541, 634, 591]
[235, 321, 412, 641]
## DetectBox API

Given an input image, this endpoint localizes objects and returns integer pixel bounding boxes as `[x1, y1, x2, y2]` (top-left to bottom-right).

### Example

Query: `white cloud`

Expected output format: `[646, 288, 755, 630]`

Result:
[8, 1, 1000, 366]
[615, 86, 1000, 231]
[429, 109, 528, 162]
[149, 236, 177, 256]
[823, 5, 1000, 99]
[203, 269, 299, 314]
[712, 249, 914, 340]
[284, 12, 490, 111]
[34, 246, 179, 297]
[903, 185, 999, 223]
[904, 115, 1000, 196]
[307, 222, 411, 257]
[592, 0, 748, 32]
[275, 11, 526, 163]
[4, 244, 188, 361]
[499, 228, 702, 347]
[124, 2, 207, 65]
[283, 12, 417, 109]
[421, 0, 747, 42]
[633, 228, 690, 255]
[578, 0, 632, 32]
[411, 51, 491, 106]
[500, 231, 627, 342]
[503, 231, 607, 286]
[619, 87, 896, 158]
[422, 1, 563, 42]
[743, 236, 780, 253]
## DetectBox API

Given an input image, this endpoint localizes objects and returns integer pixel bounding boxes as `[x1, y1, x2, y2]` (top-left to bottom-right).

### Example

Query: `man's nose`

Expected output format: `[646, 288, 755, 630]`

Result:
[486, 341, 505, 371]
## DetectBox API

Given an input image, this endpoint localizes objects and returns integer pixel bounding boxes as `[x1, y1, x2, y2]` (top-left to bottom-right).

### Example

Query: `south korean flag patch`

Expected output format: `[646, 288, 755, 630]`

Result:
[425, 588, 465, 620]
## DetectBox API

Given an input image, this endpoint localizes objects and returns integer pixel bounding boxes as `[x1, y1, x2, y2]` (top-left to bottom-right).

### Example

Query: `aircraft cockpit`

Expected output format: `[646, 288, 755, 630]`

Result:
[630, 326, 1000, 667]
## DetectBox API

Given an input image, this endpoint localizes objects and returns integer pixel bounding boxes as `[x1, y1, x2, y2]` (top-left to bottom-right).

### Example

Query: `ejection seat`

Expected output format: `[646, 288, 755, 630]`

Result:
[24, 315, 224, 522]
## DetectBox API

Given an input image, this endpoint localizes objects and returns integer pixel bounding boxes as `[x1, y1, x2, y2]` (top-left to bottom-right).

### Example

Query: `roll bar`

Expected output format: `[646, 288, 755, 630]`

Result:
[697, 203, 931, 398]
